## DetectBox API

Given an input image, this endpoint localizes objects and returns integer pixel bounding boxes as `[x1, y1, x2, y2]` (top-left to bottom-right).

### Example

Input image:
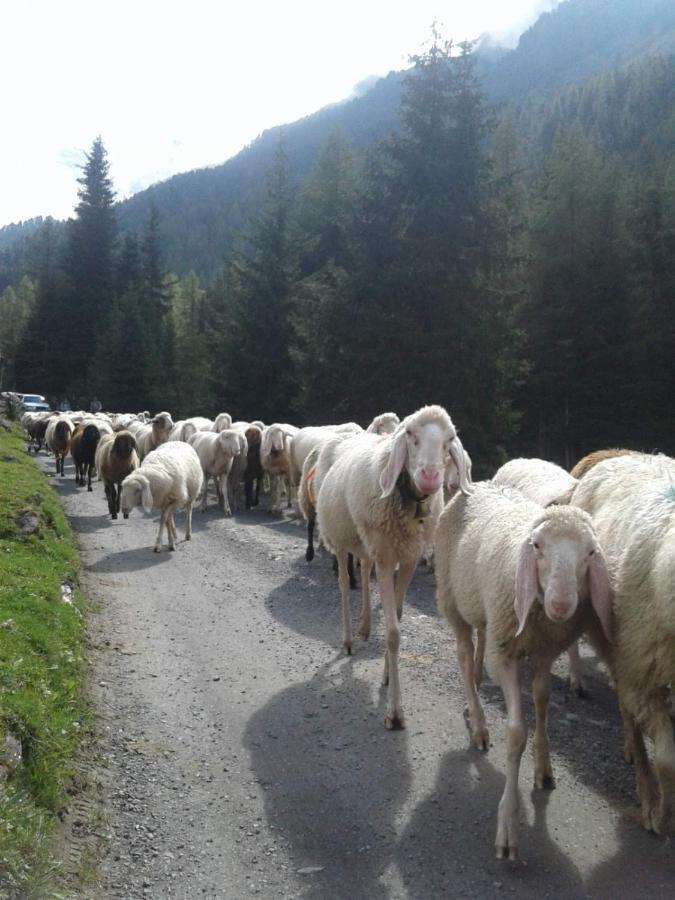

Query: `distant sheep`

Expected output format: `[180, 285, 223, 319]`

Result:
[46, 414, 75, 476]
[289, 423, 364, 488]
[570, 448, 636, 480]
[120, 441, 203, 552]
[95, 430, 139, 519]
[70, 422, 103, 490]
[189, 429, 243, 515]
[317, 405, 471, 729]
[137, 411, 174, 459]
[365, 412, 400, 435]
[260, 423, 299, 514]
[435, 482, 612, 860]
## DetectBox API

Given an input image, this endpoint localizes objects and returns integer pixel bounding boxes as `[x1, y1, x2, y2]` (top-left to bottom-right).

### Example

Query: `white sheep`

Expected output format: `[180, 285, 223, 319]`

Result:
[260, 423, 299, 514]
[317, 405, 472, 730]
[213, 412, 233, 432]
[365, 412, 400, 435]
[570, 452, 675, 834]
[188, 429, 243, 515]
[120, 441, 203, 552]
[492, 457, 586, 695]
[435, 482, 612, 860]
[289, 423, 364, 488]
[137, 411, 174, 459]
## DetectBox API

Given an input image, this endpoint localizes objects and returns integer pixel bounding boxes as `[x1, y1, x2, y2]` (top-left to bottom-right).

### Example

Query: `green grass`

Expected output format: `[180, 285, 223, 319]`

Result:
[0, 425, 87, 897]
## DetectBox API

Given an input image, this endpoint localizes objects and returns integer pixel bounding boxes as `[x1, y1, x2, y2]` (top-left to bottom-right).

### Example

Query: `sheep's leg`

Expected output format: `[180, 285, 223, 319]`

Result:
[358, 559, 373, 641]
[184, 502, 193, 542]
[474, 627, 486, 688]
[105, 483, 117, 519]
[215, 474, 225, 510]
[377, 559, 405, 730]
[305, 518, 315, 562]
[166, 505, 179, 551]
[629, 718, 661, 832]
[394, 558, 416, 622]
[347, 553, 357, 590]
[532, 659, 555, 789]
[220, 476, 232, 517]
[117, 483, 126, 517]
[286, 478, 294, 509]
[254, 477, 261, 507]
[155, 508, 170, 552]
[200, 475, 209, 512]
[87, 463, 93, 491]
[455, 620, 489, 750]
[336, 550, 353, 655]
[495, 659, 526, 861]
[567, 641, 587, 697]
[270, 475, 281, 514]
[647, 702, 675, 833]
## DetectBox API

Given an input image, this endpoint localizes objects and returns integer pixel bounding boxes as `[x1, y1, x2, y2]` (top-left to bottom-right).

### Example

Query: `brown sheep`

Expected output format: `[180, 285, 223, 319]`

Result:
[95, 430, 139, 519]
[570, 448, 635, 480]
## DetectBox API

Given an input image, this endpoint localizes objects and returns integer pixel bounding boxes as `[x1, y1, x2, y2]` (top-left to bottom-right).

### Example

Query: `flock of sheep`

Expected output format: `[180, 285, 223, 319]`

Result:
[20, 404, 675, 861]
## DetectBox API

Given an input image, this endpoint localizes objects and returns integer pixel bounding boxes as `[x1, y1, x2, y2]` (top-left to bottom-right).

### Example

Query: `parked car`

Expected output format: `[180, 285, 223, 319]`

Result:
[18, 393, 50, 413]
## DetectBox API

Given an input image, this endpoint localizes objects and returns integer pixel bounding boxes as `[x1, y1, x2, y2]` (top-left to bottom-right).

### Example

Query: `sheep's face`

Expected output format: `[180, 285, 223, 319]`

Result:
[515, 511, 612, 640]
[219, 433, 242, 457]
[120, 475, 152, 517]
[406, 421, 454, 496]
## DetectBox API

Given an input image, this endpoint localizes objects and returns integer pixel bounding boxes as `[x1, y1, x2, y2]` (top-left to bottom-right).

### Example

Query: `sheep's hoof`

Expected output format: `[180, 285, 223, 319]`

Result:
[112, 513, 118, 520]
[384, 711, 405, 730]
[344, 642, 353, 656]
[535, 770, 556, 790]
[169, 545, 176, 552]
[496, 844, 519, 862]
[472, 728, 490, 752]
[123, 513, 129, 520]
[185, 534, 191, 541]
[87, 486, 92, 492]
[153, 546, 161, 553]
[358, 623, 370, 641]
[223, 509, 232, 518]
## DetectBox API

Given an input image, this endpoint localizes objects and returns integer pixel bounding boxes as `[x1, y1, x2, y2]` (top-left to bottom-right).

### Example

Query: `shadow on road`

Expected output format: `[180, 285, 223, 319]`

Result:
[397, 749, 585, 898]
[84, 545, 175, 573]
[245, 660, 412, 899]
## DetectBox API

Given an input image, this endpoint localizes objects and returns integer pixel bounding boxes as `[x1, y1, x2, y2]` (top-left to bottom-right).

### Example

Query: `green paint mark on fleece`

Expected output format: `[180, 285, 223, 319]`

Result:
[664, 484, 675, 503]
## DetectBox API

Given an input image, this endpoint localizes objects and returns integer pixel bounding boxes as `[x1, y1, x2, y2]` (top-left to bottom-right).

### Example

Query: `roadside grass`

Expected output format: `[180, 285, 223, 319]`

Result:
[0, 425, 87, 897]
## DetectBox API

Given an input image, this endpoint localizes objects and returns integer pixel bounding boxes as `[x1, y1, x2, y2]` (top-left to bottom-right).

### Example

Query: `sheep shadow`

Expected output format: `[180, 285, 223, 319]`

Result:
[396, 749, 585, 898]
[66, 512, 110, 535]
[244, 661, 412, 899]
[84, 545, 175, 573]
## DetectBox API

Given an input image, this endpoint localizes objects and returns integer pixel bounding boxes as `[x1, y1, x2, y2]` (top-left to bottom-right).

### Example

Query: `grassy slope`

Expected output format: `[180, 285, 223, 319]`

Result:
[0, 425, 86, 897]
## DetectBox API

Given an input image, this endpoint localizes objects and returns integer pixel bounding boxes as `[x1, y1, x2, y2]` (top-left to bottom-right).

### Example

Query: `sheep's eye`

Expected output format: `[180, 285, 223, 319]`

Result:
[589, 549, 595, 556]
[532, 541, 540, 550]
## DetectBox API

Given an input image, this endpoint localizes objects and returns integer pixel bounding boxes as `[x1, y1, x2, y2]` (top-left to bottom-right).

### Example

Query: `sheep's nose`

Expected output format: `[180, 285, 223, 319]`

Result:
[416, 467, 442, 494]
[549, 599, 573, 620]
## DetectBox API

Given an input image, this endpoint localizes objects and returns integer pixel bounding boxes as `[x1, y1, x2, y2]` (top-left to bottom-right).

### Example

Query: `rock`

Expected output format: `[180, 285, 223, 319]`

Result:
[13, 509, 40, 536]
[0, 730, 23, 778]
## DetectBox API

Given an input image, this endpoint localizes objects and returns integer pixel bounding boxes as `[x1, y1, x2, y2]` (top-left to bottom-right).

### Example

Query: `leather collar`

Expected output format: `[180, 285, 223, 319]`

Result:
[397, 470, 431, 519]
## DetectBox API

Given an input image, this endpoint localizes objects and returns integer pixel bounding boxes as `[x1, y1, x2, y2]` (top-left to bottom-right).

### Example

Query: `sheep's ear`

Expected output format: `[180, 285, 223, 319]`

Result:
[514, 537, 538, 636]
[588, 548, 613, 642]
[366, 416, 380, 434]
[447, 436, 472, 495]
[140, 478, 153, 513]
[379, 427, 408, 497]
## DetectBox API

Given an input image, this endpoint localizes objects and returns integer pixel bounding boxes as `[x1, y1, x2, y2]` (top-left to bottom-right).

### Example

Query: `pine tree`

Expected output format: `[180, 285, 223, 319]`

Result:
[226, 141, 296, 421]
[66, 136, 118, 400]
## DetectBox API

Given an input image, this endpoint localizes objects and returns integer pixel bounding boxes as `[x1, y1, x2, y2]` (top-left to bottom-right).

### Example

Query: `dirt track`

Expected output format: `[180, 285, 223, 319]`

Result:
[42, 456, 674, 899]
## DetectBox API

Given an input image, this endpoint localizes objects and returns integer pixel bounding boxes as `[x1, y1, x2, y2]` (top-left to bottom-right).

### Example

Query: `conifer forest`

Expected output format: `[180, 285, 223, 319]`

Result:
[1, 35, 674, 477]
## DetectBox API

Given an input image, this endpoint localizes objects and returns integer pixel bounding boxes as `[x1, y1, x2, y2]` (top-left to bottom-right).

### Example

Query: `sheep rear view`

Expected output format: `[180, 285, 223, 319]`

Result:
[120, 441, 202, 551]
[435, 482, 612, 860]
[71, 422, 102, 490]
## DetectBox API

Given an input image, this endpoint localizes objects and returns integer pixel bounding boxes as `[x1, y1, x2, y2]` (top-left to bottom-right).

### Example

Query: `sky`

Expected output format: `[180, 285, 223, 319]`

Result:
[0, 1, 560, 227]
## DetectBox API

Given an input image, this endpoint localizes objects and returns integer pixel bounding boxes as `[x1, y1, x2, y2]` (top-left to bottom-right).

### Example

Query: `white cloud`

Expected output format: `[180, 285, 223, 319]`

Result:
[0, 1, 560, 225]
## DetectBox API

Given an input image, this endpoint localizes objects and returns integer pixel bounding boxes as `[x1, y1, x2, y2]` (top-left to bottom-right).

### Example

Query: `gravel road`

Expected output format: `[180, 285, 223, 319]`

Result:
[42, 458, 674, 899]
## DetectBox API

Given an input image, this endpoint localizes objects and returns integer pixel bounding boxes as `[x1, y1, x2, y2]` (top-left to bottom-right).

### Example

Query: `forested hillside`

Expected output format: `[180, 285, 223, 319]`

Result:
[1, 0, 674, 474]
